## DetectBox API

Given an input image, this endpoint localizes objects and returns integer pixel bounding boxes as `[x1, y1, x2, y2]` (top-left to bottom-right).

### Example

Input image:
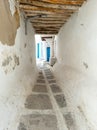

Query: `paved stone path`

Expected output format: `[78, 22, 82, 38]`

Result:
[18, 67, 75, 130]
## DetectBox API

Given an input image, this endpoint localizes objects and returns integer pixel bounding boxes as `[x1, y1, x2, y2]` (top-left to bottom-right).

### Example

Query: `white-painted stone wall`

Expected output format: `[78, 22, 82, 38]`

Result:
[0, 12, 37, 130]
[53, 0, 97, 129]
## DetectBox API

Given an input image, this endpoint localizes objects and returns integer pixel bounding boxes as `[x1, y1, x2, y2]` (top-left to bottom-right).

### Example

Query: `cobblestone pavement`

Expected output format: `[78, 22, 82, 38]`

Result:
[18, 66, 75, 130]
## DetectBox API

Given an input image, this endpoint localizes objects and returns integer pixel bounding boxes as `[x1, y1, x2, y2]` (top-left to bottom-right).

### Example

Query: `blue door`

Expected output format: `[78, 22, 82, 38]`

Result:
[37, 43, 40, 58]
[46, 47, 50, 61]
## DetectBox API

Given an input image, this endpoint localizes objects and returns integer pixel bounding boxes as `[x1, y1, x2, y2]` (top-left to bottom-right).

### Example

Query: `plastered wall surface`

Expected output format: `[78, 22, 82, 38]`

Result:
[53, 0, 97, 129]
[0, 15, 37, 130]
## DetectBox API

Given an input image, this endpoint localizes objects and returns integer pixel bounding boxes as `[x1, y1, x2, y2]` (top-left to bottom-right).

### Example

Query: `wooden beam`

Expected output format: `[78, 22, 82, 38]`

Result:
[31, 18, 67, 22]
[26, 13, 72, 18]
[23, 10, 75, 16]
[35, 30, 59, 32]
[33, 25, 62, 28]
[35, 31, 58, 34]
[27, 16, 71, 22]
[35, 29, 59, 32]
[35, 30, 58, 32]
[30, 18, 68, 21]
[26, 16, 71, 23]
[18, 0, 86, 35]
[31, 20, 66, 24]
[34, 27, 60, 31]
[32, 23, 63, 26]
[19, 0, 80, 10]
[32, 23, 64, 25]
[19, 4, 77, 14]
[30, 0, 85, 5]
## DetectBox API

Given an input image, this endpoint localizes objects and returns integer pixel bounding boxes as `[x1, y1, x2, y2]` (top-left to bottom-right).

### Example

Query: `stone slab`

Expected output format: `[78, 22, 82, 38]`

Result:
[44, 69, 50, 72]
[54, 94, 66, 108]
[45, 73, 51, 75]
[25, 94, 53, 109]
[45, 74, 53, 77]
[38, 74, 44, 77]
[38, 76, 44, 79]
[33, 85, 48, 93]
[45, 71, 52, 73]
[19, 114, 59, 130]
[18, 123, 27, 130]
[50, 84, 62, 93]
[39, 72, 43, 75]
[39, 71, 43, 74]
[63, 113, 75, 130]
[37, 79, 45, 83]
[48, 80, 56, 84]
[37, 78, 45, 81]
[46, 76, 54, 79]
[44, 70, 52, 74]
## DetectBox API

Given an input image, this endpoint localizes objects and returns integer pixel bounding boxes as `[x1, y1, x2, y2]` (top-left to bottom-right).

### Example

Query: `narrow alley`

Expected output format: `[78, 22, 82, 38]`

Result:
[18, 64, 74, 130]
[0, 0, 97, 130]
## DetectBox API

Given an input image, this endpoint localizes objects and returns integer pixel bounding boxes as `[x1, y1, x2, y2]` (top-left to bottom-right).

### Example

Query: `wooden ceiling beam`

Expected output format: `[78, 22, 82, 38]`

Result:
[36, 18, 65, 21]
[34, 27, 60, 30]
[29, 18, 69, 21]
[35, 30, 58, 32]
[44, 0, 85, 5]
[19, 0, 85, 6]
[31, 20, 66, 24]
[35, 30, 59, 32]
[32, 22, 65, 25]
[32, 23, 62, 27]
[25, 13, 72, 18]
[19, 0, 80, 10]
[35, 29, 59, 32]
[18, 0, 86, 35]
[19, 4, 77, 14]
[23, 10, 75, 16]
[27, 16, 71, 22]
[33, 25, 62, 28]
[35, 31, 58, 34]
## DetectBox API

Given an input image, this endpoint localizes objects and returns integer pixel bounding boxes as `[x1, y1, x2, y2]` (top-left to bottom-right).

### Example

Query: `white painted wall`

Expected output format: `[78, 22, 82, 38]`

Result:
[0, 14, 37, 130]
[53, 0, 97, 129]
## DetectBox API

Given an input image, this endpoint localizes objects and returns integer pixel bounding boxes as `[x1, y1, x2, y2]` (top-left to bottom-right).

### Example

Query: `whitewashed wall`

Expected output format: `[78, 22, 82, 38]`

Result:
[0, 6, 37, 130]
[53, 0, 97, 129]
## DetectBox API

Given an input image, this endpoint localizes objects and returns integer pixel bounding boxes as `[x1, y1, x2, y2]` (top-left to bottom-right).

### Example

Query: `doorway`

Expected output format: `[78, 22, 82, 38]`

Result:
[46, 47, 50, 62]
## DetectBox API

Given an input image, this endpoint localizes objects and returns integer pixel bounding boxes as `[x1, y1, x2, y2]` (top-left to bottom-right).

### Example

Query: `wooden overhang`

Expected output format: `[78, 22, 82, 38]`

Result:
[18, 0, 86, 34]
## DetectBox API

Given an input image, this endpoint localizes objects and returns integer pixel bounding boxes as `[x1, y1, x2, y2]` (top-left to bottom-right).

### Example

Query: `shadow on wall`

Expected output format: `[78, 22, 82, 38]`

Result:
[0, 0, 20, 45]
